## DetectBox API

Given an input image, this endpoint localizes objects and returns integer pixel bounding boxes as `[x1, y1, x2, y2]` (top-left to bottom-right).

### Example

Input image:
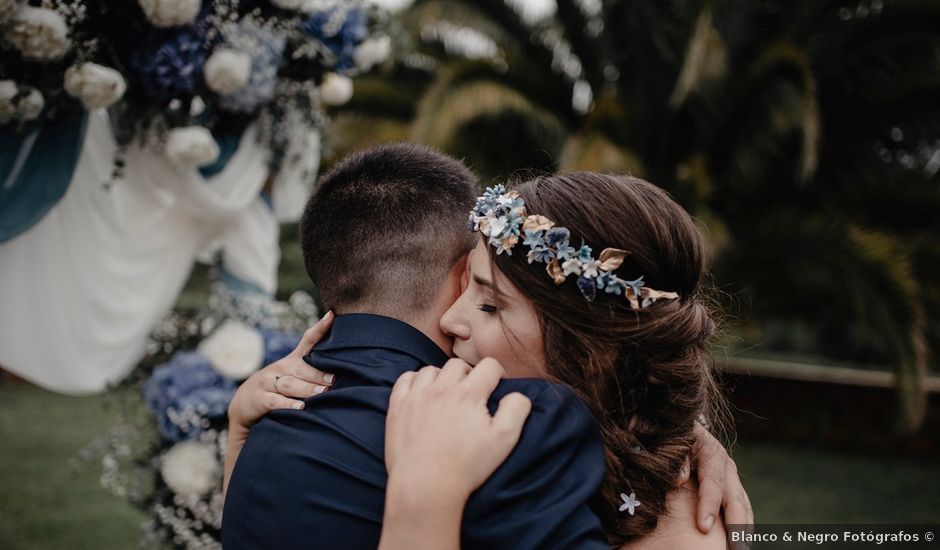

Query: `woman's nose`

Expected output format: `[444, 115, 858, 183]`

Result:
[440, 299, 470, 340]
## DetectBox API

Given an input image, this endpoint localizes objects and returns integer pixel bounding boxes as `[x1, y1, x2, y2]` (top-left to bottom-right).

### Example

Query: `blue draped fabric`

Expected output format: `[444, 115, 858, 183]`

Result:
[0, 113, 88, 244]
[198, 125, 244, 179]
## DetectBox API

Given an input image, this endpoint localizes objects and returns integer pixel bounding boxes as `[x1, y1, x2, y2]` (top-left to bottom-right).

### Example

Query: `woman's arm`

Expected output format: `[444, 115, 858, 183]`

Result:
[378, 358, 532, 550]
[223, 311, 336, 496]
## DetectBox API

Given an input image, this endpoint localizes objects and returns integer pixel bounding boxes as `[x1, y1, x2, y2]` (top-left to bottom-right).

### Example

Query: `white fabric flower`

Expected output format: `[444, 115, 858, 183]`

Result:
[165, 126, 220, 169]
[160, 441, 219, 497]
[562, 258, 583, 276]
[3, 5, 71, 61]
[319, 73, 353, 106]
[64, 63, 127, 109]
[353, 35, 392, 71]
[581, 259, 601, 279]
[138, 0, 200, 28]
[487, 215, 508, 238]
[204, 48, 252, 95]
[198, 319, 264, 380]
[269, 0, 305, 9]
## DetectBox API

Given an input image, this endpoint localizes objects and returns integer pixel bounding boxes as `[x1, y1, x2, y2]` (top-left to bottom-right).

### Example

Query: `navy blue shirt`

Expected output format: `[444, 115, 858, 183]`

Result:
[222, 314, 608, 549]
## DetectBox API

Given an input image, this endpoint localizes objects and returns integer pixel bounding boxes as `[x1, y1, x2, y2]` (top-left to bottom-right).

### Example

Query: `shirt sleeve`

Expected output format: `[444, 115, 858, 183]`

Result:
[460, 381, 610, 549]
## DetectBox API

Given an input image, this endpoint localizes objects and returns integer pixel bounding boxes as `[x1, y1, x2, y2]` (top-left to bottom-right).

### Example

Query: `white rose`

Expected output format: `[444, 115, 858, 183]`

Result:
[0, 80, 17, 123]
[204, 48, 252, 95]
[64, 63, 127, 109]
[270, 0, 305, 9]
[17, 87, 44, 121]
[198, 319, 264, 380]
[0, 0, 15, 24]
[353, 35, 392, 71]
[138, 0, 200, 28]
[3, 5, 71, 61]
[165, 126, 220, 169]
[319, 73, 353, 106]
[160, 441, 219, 497]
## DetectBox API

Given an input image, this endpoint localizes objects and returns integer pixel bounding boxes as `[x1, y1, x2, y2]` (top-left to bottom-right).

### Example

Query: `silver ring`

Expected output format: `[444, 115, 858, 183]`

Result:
[274, 375, 283, 395]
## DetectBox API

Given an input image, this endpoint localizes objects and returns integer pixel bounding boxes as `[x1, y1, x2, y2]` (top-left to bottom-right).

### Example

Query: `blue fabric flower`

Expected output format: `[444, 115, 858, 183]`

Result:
[131, 29, 211, 101]
[527, 246, 555, 264]
[545, 227, 570, 247]
[301, 8, 367, 72]
[577, 245, 593, 262]
[522, 229, 544, 248]
[603, 274, 626, 295]
[143, 351, 237, 442]
[623, 276, 645, 299]
[555, 241, 577, 261]
[577, 276, 597, 301]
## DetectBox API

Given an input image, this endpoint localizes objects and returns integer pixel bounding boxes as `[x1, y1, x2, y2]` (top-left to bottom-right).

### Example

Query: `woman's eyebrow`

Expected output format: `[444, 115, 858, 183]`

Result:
[473, 274, 509, 297]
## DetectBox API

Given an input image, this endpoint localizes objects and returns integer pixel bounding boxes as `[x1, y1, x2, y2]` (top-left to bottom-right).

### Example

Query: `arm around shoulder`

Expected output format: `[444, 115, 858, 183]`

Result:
[461, 381, 610, 550]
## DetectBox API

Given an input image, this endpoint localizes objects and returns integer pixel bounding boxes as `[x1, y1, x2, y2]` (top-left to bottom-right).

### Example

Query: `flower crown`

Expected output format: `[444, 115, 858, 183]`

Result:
[468, 185, 680, 308]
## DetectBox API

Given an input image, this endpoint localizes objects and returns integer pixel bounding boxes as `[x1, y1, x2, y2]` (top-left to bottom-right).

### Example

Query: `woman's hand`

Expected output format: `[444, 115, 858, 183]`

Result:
[691, 423, 754, 532]
[379, 358, 532, 550]
[223, 311, 335, 495]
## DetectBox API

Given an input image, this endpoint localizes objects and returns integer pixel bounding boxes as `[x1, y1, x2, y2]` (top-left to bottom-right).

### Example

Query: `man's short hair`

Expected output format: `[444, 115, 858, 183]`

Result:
[300, 143, 479, 317]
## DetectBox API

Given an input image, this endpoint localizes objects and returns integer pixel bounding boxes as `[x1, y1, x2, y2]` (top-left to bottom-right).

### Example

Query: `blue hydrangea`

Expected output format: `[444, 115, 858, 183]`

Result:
[261, 328, 302, 366]
[218, 22, 286, 113]
[143, 351, 237, 443]
[131, 29, 212, 101]
[300, 8, 367, 72]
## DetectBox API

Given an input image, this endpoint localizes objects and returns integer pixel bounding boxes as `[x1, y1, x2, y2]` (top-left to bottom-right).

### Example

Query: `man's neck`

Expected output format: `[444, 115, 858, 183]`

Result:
[335, 308, 453, 357]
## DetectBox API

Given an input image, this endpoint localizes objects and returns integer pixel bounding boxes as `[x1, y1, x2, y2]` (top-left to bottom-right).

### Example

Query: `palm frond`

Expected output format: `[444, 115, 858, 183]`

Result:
[717, 215, 928, 431]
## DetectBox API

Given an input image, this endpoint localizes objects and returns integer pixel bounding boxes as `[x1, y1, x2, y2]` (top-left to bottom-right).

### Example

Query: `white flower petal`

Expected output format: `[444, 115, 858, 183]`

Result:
[198, 319, 264, 380]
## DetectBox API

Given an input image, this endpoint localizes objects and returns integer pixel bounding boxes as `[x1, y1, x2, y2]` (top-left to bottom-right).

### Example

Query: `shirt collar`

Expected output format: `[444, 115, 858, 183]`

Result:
[304, 313, 449, 387]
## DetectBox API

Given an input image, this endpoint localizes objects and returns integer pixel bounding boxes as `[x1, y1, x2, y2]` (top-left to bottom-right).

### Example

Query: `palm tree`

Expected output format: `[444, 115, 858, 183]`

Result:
[331, 0, 940, 432]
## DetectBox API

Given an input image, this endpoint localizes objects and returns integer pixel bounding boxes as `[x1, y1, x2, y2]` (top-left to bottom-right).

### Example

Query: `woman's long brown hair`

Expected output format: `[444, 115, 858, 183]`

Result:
[490, 172, 730, 546]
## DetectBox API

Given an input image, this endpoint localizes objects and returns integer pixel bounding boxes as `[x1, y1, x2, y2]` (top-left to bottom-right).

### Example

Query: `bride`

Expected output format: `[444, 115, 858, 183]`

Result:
[226, 172, 752, 547]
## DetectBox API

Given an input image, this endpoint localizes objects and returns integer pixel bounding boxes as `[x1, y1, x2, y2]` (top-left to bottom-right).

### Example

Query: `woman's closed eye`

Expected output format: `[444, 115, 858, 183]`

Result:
[477, 304, 497, 314]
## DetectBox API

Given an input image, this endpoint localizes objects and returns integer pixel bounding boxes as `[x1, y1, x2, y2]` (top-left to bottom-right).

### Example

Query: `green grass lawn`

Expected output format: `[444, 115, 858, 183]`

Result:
[1, 384, 938, 549]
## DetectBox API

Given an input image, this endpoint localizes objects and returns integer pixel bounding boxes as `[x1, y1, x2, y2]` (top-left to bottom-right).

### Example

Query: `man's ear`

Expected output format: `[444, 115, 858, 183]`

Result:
[442, 252, 470, 306]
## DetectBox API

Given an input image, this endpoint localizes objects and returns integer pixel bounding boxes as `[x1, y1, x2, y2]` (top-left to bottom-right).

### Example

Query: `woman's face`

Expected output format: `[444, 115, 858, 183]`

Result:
[440, 239, 546, 378]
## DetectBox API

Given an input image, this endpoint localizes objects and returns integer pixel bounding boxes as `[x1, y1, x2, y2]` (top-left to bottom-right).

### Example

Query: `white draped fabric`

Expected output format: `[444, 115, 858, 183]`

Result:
[0, 110, 318, 394]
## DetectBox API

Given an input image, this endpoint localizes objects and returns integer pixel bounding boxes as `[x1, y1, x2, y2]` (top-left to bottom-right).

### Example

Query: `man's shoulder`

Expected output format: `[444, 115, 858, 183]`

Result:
[490, 378, 593, 424]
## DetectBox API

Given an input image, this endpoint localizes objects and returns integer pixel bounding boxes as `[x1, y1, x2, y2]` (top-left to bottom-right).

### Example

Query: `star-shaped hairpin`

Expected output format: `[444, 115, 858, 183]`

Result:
[619, 492, 641, 515]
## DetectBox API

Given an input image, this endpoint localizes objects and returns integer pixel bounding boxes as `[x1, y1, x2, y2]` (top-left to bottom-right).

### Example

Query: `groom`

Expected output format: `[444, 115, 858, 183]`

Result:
[222, 144, 743, 548]
[223, 143, 610, 548]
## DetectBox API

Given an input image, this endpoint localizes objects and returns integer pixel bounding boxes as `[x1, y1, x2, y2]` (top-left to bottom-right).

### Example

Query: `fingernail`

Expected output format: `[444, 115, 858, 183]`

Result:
[324, 373, 335, 384]
[314, 385, 326, 395]
[325, 310, 334, 319]
[292, 402, 304, 410]
[703, 514, 715, 531]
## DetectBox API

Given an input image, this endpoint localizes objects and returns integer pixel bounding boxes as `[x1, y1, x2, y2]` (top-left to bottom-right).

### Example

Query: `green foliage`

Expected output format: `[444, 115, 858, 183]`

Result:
[333, 0, 940, 431]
